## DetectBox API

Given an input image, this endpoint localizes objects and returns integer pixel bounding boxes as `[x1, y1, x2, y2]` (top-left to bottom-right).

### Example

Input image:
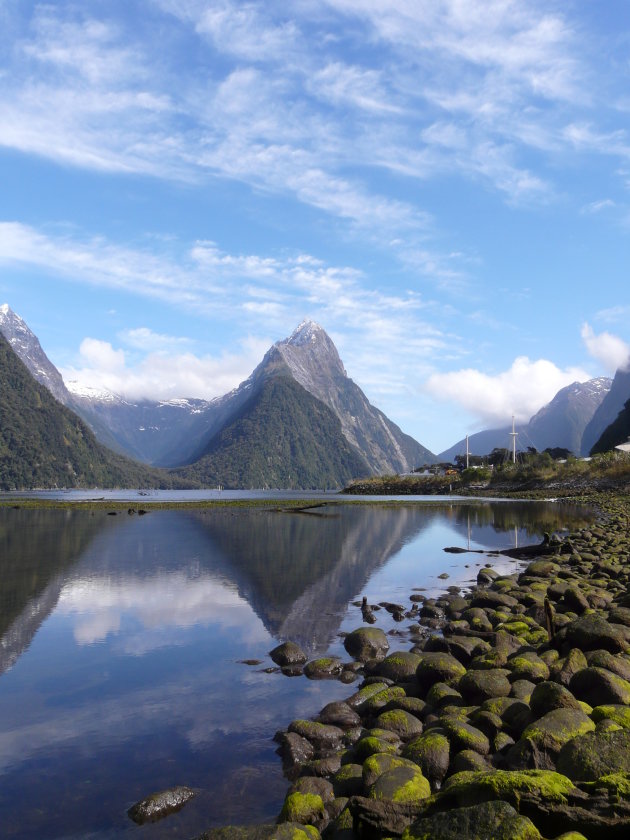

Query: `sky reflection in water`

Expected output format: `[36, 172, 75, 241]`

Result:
[0, 501, 592, 838]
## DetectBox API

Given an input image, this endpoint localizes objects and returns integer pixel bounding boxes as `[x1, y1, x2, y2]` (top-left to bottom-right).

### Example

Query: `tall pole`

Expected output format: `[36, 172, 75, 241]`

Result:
[510, 415, 517, 463]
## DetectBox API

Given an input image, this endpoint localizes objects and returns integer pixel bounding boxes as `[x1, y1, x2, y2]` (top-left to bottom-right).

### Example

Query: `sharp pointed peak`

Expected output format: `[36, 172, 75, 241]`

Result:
[284, 319, 327, 346]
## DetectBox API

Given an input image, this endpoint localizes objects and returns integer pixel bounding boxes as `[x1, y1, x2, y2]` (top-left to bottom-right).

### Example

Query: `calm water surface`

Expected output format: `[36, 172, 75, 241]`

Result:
[0, 500, 593, 838]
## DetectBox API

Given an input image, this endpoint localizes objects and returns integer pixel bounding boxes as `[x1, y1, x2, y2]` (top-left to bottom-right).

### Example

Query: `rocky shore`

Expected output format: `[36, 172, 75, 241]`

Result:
[199, 492, 630, 840]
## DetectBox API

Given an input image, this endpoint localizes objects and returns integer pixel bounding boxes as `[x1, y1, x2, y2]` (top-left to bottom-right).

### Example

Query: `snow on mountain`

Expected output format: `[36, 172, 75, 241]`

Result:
[0, 303, 71, 405]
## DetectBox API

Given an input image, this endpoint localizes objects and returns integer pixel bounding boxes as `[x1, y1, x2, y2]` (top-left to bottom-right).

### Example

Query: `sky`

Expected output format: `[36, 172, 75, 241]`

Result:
[1, 0, 630, 455]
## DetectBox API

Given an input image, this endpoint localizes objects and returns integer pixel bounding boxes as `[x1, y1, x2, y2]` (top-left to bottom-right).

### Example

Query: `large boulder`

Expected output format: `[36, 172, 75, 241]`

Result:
[556, 729, 630, 781]
[368, 765, 431, 805]
[556, 614, 628, 653]
[459, 668, 512, 703]
[344, 627, 389, 662]
[415, 652, 466, 690]
[402, 731, 451, 790]
[376, 651, 423, 681]
[403, 799, 541, 840]
[270, 641, 307, 667]
[569, 667, 630, 706]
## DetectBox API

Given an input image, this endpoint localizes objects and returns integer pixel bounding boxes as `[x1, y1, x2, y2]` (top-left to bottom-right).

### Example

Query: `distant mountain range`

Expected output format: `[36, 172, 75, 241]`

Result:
[438, 377, 613, 461]
[2, 302, 629, 490]
[0, 306, 435, 489]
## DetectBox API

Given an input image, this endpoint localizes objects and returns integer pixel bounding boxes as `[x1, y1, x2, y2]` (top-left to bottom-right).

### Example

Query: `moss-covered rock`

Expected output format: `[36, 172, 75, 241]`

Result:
[351, 735, 398, 762]
[529, 682, 582, 717]
[376, 651, 423, 681]
[303, 658, 344, 680]
[425, 681, 463, 708]
[440, 768, 575, 807]
[278, 792, 325, 825]
[288, 720, 344, 748]
[557, 614, 628, 653]
[271, 824, 321, 840]
[416, 652, 466, 690]
[519, 707, 595, 757]
[439, 717, 491, 755]
[458, 668, 512, 703]
[368, 765, 431, 805]
[586, 649, 630, 681]
[549, 648, 588, 687]
[332, 763, 364, 797]
[402, 731, 450, 789]
[507, 654, 550, 683]
[402, 799, 542, 840]
[362, 753, 420, 788]
[375, 709, 423, 740]
[450, 748, 489, 773]
[317, 701, 361, 728]
[591, 704, 630, 729]
[360, 686, 407, 714]
[556, 728, 630, 781]
[569, 666, 630, 706]
[346, 682, 390, 709]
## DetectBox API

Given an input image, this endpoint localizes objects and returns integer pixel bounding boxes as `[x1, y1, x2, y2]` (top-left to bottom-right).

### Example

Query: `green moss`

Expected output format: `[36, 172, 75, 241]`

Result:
[441, 769, 575, 806]
[369, 765, 431, 804]
[521, 708, 595, 753]
[583, 772, 630, 797]
[508, 656, 550, 682]
[279, 792, 325, 824]
[592, 704, 630, 728]
[362, 753, 418, 787]
[353, 736, 398, 761]
[362, 686, 407, 713]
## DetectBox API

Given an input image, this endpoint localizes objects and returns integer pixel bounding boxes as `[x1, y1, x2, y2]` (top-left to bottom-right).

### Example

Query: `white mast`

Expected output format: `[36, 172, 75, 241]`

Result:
[465, 434, 469, 469]
[510, 415, 518, 463]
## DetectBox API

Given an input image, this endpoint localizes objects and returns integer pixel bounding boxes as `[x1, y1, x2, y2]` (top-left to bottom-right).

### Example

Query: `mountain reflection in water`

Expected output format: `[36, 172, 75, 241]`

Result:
[0, 501, 593, 839]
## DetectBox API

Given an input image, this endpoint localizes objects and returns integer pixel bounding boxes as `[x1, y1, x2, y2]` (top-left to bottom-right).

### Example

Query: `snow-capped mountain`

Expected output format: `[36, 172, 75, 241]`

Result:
[438, 377, 612, 461]
[0, 304, 72, 405]
[1, 307, 435, 481]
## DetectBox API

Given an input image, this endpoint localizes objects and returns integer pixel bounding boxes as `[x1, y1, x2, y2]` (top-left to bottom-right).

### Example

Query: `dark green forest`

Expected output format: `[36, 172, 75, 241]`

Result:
[177, 375, 369, 489]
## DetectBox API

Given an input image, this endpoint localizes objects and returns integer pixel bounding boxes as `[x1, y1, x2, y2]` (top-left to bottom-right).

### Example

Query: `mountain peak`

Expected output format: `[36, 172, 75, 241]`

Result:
[285, 319, 325, 346]
[0, 304, 71, 405]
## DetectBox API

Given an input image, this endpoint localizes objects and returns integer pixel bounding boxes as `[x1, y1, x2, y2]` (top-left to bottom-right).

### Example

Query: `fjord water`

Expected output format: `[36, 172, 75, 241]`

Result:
[0, 501, 591, 838]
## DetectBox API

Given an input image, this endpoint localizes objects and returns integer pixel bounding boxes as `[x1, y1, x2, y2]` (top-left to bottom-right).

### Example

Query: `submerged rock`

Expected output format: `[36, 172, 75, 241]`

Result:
[127, 785, 196, 824]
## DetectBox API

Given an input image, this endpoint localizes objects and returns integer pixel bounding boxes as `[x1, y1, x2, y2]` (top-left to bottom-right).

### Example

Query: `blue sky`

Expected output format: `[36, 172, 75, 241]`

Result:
[1, 0, 630, 454]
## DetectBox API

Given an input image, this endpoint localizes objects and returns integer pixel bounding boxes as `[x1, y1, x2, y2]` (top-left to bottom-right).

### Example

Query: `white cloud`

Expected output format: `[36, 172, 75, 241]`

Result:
[581, 322, 630, 373]
[119, 327, 192, 352]
[62, 335, 271, 401]
[425, 356, 590, 427]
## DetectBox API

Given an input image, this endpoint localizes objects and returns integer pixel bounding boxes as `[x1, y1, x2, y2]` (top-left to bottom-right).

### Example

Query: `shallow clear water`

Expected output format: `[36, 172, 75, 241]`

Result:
[0, 500, 592, 838]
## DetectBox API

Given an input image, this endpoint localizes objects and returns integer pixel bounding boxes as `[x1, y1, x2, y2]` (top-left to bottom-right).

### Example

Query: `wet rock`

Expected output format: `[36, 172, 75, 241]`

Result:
[451, 749, 490, 774]
[470, 590, 518, 609]
[438, 767, 575, 809]
[195, 827, 276, 839]
[275, 731, 315, 770]
[343, 627, 389, 662]
[127, 785, 196, 824]
[556, 728, 630, 781]
[425, 681, 463, 709]
[317, 702, 361, 728]
[303, 658, 344, 680]
[507, 652, 550, 683]
[270, 641, 307, 667]
[360, 685, 407, 715]
[591, 704, 630, 729]
[288, 720, 344, 749]
[404, 799, 542, 840]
